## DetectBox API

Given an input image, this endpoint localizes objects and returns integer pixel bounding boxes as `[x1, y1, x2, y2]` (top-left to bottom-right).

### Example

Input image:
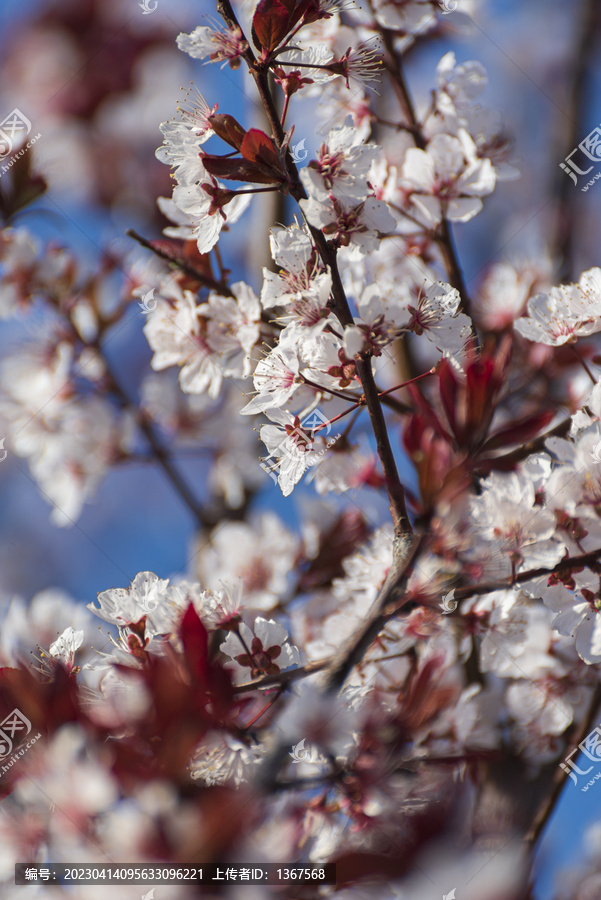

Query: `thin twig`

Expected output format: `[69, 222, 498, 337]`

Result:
[525, 683, 601, 846]
[101, 355, 213, 528]
[378, 24, 474, 323]
[126, 229, 235, 297]
[453, 546, 601, 603]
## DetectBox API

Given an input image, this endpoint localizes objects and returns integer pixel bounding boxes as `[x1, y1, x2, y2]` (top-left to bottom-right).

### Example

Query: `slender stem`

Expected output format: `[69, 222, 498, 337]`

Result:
[213, 243, 229, 285]
[230, 187, 280, 196]
[280, 93, 291, 128]
[323, 532, 423, 692]
[452, 546, 601, 603]
[378, 23, 474, 325]
[301, 375, 361, 403]
[102, 357, 211, 528]
[526, 683, 601, 847]
[435, 217, 473, 319]
[244, 687, 284, 729]
[234, 658, 331, 693]
[571, 344, 597, 384]
[126, 229, 235, 298]
[376, 368, 435, 398]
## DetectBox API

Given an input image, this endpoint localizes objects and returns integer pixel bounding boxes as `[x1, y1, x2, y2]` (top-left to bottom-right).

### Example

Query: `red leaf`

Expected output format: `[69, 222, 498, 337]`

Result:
[209, 113, 247, 151]
[437, 359, 459, 439]
[481, 409, 555, 453]
[202, 154, 281, 185]
[251, 0, 292, 51]
[240, 129, 288, 180]
[180, 603, 209, 683]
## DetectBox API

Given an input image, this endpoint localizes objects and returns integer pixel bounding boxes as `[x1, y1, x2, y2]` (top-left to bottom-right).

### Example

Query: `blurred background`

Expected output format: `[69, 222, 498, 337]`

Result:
[0, 0, 599, 895]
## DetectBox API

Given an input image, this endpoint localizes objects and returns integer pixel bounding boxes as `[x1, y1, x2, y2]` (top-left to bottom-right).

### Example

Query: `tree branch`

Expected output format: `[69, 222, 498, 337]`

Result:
[321, 531, 423, 693]
[525, 682, 601, 847]
[126, 229, 236, 297]
[453, 546, 601, 603]
[101, 356, 215, 529]
[378, 22, 474, 322]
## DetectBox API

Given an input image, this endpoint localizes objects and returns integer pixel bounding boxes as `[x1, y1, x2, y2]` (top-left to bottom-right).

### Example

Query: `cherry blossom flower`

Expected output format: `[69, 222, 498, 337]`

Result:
[259, 408, 335, 496]
[143, 279, 259, 397]
[300, 118, 380, 202]
[193, 513, 299, 611]
[471, 590, 562, 679]
[190, 733, 264, 786]
[372, 0, 436, 34]
[88, 571, 176, 630]
[47, 627, 84, 675]
[240, 340, 303, 415]
[402, 130, 496, 224]
[465, 469, 566, 579]
[200, 281, 261, 378]
[220, 618, 301, 682]
[0, 588, 95, 668]
[435, 52, 488, 119]
[155, 88, 217, 185]
[533, 571, 601, 665]
[407, 280, 472, 359]
[514, 267, 601, 345]
[301, 193, 396, 258]
[176, 23, 249, 69]
[168, 180, 252, 254]
[478, 259, 550, 331]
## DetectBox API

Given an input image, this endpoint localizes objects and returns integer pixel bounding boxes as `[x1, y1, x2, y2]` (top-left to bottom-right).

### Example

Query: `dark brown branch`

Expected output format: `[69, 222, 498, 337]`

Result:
[101, 356, 214, 529]
[378, 24, 474, 323]
[454, 546, 601, 603]
[126, 229, 235, 297]
[435, 217, 473, 318]
[255, 532, 422, 792]
[233, 658, 330, 693]
[380, 30, 425, 151]
[526, 682, 601, 847]
[322, 532, 422, 692]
